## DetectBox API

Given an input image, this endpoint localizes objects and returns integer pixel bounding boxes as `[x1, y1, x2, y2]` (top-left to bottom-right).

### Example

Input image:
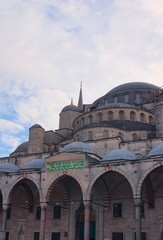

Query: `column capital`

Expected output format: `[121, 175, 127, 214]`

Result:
[83, 200, 91, 209]
[133, 197, 141, 207]
[40, 202, 48, 209]
[2, 204, 9, 211]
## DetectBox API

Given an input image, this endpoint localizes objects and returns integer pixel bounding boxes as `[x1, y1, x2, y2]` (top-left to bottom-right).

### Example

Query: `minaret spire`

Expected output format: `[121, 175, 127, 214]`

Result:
[78, 81, 83, 111]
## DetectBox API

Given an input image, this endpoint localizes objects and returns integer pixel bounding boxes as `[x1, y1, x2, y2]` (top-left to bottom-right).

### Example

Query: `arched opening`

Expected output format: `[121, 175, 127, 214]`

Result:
[88, 131, 93, 140]
[140, 113, 146, 123]
[130, 111, 136, 121]
[149, 115, 153, 124]
[90, 171, 133, 240]
[133, 133, 138, 140]
[97, 113, 103, 123]
[108, 111, 114, 121]
[141, 166, 163, 239]
[88, 115, 93, 124]
[119, 111, 125, 120]
[103, 130, 108, 138]
[7, 179, 40, 240]
[47, 175, 83, 240]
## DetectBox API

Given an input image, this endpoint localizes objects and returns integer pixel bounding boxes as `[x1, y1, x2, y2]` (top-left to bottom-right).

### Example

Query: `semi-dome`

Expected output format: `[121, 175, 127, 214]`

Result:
[102, 149, 137, 161]
[23, 159, 45, 169]
[147, 144, 163, 158]
[0, 163, 20, 173]
[62, 141, 97, 154]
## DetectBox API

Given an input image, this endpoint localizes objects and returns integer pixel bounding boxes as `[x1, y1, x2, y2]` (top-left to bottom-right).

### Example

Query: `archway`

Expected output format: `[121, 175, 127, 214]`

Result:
[141, 166, 163, 240]
[90, 170, 134, 240]
[46, 175, 83, 240]
[6, 178, 40, 240]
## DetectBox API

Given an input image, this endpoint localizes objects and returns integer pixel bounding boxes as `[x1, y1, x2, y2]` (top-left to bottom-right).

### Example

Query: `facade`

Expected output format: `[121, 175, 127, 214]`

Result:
[0, 82, 163, 240]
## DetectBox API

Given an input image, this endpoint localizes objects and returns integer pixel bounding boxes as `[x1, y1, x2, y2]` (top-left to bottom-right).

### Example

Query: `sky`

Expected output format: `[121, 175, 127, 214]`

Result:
[0, 0, 163, 157]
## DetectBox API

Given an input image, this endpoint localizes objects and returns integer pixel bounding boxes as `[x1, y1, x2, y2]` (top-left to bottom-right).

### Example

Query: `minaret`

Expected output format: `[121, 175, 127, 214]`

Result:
[78, 81, 83, 111]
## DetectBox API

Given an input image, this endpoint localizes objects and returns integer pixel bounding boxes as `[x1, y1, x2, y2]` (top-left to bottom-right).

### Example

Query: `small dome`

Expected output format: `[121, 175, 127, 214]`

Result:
[13, 141, 29, 153]
[0, 163, 20, 173]
[102, 149, 137, 161]
[62, 141, 97, 154]
[61, 104, 80, 112]
[30, 124, 43, 129]
[24, 159, 45, 169]
[147, 144, 163, 158]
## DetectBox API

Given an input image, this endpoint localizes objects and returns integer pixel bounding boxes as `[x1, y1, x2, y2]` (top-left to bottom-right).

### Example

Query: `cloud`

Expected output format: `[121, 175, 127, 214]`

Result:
[0, 0, 163, 156]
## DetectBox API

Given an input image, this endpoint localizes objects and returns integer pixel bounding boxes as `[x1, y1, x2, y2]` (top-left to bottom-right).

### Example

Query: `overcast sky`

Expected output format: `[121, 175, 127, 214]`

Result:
[0, 0, 163, 157]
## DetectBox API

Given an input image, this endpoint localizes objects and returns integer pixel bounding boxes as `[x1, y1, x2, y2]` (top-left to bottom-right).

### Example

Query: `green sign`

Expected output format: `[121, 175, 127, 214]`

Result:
[47, 160, 84, 172]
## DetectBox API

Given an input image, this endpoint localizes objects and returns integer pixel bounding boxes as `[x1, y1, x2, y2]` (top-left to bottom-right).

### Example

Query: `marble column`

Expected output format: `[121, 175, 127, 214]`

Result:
[84, 201, 90, 240]
[39, 203, 47, 240]
[0, 204, 9, 240]
[68, 202, 76, 240]
[134, 197, 141, 240]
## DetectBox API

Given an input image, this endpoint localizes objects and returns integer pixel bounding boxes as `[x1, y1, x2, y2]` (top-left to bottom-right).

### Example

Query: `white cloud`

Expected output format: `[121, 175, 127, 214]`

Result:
[0, 0, 163, 156]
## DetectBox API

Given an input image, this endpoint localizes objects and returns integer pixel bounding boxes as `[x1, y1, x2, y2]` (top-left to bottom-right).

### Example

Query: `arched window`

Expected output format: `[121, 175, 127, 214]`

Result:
[140, 113, 146, 123]
[114, 96, 118, 103]
[108, 111, 114, 121]
[130, 111, 136, 121]
[119, 110, 125, 120]
[133, 133, 138, 140]
[103, 130, 108, 138]
[97, 112, 103, 122]
[88, 131, 93, 140]
[149, 115, 153, 124]
[88, 115, 93, 124]
[124, 94, 129, 103]
[135, 93, 141, 104]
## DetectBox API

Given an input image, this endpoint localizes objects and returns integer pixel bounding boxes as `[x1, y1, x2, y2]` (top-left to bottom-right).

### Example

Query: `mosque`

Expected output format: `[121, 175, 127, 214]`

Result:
[1, 82, 163, 240]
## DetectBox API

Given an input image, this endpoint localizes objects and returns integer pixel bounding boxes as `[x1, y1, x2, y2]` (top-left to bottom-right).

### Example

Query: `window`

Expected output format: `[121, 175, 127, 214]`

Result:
[51, 232, 61, 240]
[124, 94, 129, 103]
[108, 111, 113, 121]
[35, 206, 41, 220]
[97, 112, 103, 122]
[88, 115, 93, 124]
[112, 232, 123, 240]
[33, 232, 40, 240]
[130, 111, 136, 121]
[133, 134, 138, 141]
[149, 116, 153, 124]
[140, 113, 146, 123]
[53, 205, 61, 219]
[113, 203, 122, 217]
[88, 131, 93, 140]
[119, 111, 125, 120]
[135, 93, 141, 104]
[5, 232, 9, 240]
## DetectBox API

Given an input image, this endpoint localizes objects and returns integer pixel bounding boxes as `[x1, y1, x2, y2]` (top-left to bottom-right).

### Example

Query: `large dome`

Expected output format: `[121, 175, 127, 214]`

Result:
[92, 82, 159, 109]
